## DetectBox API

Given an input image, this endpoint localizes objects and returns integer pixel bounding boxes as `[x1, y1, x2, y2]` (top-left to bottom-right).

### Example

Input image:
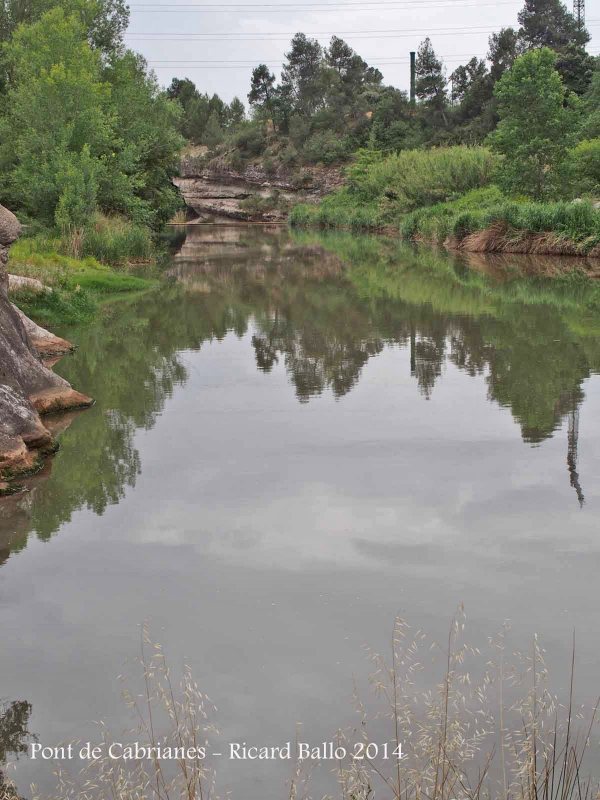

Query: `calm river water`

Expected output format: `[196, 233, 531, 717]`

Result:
[3, 226, 600, 796]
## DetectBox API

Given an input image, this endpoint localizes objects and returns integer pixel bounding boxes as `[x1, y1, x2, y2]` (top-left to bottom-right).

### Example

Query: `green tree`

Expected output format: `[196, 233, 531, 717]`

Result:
[0, 0, 128, 52]
[0, 8, 112, 221]
[248, 63, 276, 109]
[101, 50, 184, 226]
[517, 0, 589, 49]
[184, 93, 211, 141]
[166, 76, 198, 109]
[201, 110, 223, 148]
[226, 96, 246, 129]
[489, 27, 522, 83]
[488, 47, 580, 199]
[415, 37, 448, 126]
[281, 33, 325, 116]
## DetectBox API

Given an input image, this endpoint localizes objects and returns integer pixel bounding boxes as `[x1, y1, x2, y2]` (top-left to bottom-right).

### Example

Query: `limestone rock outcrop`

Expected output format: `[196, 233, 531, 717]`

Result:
[0, 204, 93, 488]
[175, 158, 344, 223]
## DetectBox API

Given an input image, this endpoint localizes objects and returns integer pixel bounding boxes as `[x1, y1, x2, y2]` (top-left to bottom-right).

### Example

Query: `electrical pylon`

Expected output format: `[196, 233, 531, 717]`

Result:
[574, 0, 585, 30]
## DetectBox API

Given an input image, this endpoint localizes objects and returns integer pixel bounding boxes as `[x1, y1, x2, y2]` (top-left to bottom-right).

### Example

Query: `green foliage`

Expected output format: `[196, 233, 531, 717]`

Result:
[201, 111, 224, 148]
[301, 130, 349, 164]
[232, 123, 265, 157]
[488, 48, 580, 199]
[81, 216, 155, 265]
[7, 226, 157, 325]
[569, 138, 600, 196]
[401, 193, 600, 251]
[346, 146, 499, 208]
[10, 284, 97, 326]
[0, 8, 112, 222]
[0, 6, 183, 232]
[415, 37, 448, 122]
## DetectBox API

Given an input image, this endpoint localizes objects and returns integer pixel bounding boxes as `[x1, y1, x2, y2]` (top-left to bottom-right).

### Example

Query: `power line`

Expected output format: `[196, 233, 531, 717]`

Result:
[126, 22, 599, 40]
[129, 0, 518, 7]
[146, 46, 600, 67]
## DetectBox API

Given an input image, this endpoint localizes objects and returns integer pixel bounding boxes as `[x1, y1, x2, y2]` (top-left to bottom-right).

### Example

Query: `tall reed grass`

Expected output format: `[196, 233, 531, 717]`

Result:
[347, 146, 499, 210]
[290, 147, 499, 231]
[6, 612, 598, 800]
[402, 195, 600, 255]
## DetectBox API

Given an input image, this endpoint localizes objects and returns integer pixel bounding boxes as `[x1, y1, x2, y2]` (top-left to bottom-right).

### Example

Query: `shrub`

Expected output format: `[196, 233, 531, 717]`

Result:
[301, 131, 350, 165]
[232, 124, 266, 156]
[346, 145, 499, 209]
[569, 138, 600, 196]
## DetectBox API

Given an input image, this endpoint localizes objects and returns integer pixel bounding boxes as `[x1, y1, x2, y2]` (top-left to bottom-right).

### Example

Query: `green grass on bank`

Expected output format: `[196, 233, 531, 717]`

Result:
[289, 146, 600, 254]
[7, 216, 160, 326]
[290, 146, 499, 230]
[400, 192, 600, 252]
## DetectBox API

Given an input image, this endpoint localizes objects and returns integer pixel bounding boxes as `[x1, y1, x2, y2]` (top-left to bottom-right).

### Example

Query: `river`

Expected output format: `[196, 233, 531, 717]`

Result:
[2, 225, 600, 797]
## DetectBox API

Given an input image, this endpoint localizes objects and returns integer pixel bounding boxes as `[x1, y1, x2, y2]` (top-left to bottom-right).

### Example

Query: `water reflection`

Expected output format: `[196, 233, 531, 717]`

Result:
[3, 226, 600, 800]
[1, 226, 599, 556]
[0, 699, 36, 797]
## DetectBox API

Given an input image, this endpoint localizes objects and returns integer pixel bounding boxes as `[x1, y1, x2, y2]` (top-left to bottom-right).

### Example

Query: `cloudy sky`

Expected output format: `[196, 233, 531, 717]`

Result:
[123, 0, 600, 102]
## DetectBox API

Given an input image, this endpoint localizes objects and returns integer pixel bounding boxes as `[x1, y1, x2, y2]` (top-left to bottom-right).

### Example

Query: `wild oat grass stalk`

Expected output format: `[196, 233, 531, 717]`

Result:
[4, 614, 599, 800]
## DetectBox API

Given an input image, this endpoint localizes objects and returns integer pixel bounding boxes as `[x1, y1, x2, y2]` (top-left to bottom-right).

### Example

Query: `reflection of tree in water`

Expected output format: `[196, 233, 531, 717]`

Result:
[2, 228, 599, 554]
[0, 699, 36, 798]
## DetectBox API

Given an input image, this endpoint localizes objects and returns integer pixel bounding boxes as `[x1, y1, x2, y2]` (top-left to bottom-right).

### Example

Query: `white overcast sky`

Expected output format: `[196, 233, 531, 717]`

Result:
[124, 0, 600, 103]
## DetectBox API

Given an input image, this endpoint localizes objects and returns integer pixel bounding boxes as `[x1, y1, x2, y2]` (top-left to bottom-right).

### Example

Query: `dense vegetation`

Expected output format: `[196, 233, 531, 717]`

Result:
[288, 40, 600, 250]
[0, 0, 183, 319]
[171, 0, 596, 175]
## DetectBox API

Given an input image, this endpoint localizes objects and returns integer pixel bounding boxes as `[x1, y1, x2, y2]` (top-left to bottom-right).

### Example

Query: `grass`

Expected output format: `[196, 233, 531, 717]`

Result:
[400, 193, 600, 254]
[290, 147, 499, 231]
[290, 147, 600, 258]
[7, 217, 160, 326]
[5, 612, 598, 800]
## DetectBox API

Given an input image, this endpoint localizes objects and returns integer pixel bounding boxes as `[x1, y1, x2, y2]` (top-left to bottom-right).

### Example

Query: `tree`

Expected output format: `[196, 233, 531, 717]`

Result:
[415, 37, 448, 126]
[488, 27, 522, 83]
[488, 47, 580, 199]
[0, 0, 129, 53]
[226, 96, 245, 129]
[201, 111, 223, 148]
[281, 32, 325, 116]
[166, 77, 198, 109]
[517, 0, 589, 49]
[325, 36, 354, 75]
[0, 8, 183, 228]
[0, 8, 112, 222]
[101, 50, 184, 226]
[248, 63, 275, 108]
[555, 42, 595, 95]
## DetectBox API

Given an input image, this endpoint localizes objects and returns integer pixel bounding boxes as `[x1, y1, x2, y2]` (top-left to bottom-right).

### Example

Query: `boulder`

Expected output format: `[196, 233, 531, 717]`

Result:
[11, 303, 74, 357]
[0, 204, 93, 484]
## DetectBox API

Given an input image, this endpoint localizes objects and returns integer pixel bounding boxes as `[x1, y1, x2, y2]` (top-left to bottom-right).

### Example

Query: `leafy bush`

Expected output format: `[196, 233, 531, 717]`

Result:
[569, 138, 600, 196]
[346, 146, 499, 209]
[301, 131, 350, 165]
[232, 124, 266, 156]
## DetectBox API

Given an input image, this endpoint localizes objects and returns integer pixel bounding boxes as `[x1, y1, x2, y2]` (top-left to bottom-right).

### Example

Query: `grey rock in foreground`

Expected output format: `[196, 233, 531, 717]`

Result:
[0, 204, 93, 488]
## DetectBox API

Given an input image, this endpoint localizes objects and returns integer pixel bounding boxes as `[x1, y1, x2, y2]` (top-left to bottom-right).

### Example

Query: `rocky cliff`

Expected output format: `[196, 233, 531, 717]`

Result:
[0, 204, 93, 492]
[175, 155, 344, 223]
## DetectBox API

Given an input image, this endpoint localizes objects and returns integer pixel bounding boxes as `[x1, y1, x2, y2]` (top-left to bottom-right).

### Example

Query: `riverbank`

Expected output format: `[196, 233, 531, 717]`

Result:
[289, 149, 600, 262]
[6, 217, 162, 326]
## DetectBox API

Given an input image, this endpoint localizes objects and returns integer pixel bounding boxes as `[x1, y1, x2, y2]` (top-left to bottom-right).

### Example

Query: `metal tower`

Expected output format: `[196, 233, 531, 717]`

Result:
[574, 0, 585, 30]
[567, 398, 585, 508]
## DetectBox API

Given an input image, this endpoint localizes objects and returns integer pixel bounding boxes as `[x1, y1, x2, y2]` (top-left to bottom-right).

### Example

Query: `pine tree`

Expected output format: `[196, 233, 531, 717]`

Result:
[415, 38, 448, 125]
